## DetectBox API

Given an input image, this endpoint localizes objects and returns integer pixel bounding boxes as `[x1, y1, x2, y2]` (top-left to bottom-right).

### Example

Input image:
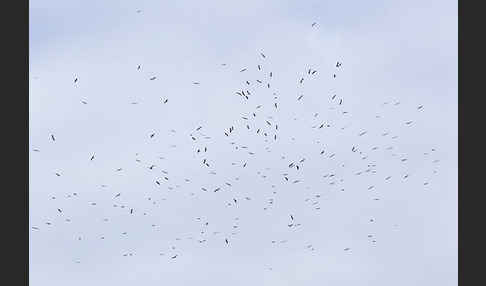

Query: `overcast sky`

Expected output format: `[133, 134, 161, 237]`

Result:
[29, 0, 457, 285]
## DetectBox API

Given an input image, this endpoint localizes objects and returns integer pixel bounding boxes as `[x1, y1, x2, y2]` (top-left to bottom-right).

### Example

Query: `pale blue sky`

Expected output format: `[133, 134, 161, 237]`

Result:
[29, 1, 457, 285]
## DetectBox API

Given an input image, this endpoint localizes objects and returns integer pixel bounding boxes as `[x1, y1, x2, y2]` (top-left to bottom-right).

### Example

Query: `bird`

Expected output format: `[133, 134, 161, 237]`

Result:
[90, 154, 95, 161]
[51, 134, 55, 141]
[149, 76, 157, 80]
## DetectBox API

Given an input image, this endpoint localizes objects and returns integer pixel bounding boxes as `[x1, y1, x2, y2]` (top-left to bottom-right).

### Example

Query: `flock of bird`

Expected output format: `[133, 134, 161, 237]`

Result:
[31, 21, 441, 268]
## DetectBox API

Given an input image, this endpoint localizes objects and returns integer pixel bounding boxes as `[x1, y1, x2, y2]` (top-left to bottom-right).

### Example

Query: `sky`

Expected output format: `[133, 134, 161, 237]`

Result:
[29, 0, 457, 285]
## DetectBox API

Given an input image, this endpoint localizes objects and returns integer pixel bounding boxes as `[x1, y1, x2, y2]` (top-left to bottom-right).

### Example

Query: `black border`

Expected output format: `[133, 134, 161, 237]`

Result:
[4, 0, 28, 284]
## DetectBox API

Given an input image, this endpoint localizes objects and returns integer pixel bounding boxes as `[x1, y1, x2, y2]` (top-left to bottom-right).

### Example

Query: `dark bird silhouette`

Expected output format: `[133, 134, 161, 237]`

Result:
[51, 134, 55, 141]
[150, 76, 157, 80]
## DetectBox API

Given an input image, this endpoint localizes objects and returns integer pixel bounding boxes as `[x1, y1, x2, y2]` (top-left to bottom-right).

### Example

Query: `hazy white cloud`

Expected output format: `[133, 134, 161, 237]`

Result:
[30, 0, 456, 285]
